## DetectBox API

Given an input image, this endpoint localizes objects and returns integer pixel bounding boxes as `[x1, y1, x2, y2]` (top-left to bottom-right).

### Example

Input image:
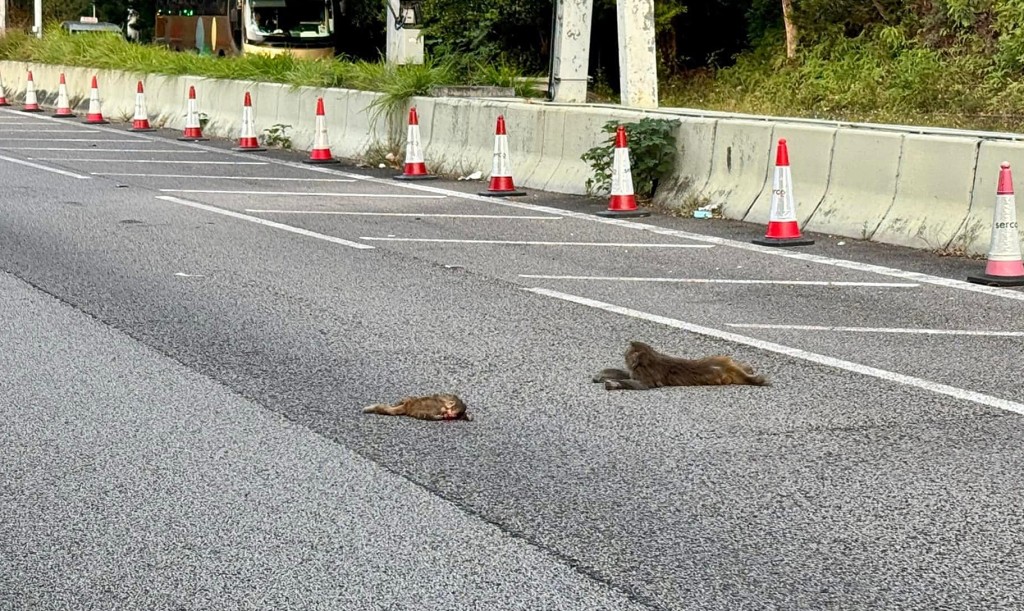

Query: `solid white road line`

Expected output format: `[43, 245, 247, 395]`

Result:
[4, 148, 210, 153]
[519, 274, 919, 287]
[0, 138, 141, 142]
[92, 173, 357, 182]
[0, 155, 91, 179]
[359, 237, 714, 247]
[155, 196, 374, 250]
[0, 129, 96, 133]
[161, 189, 446, 198]
[247, 210, 561, 219]
[727, 323, 1024, 337]
[29, 159, 269, 164]
[526, 287, 1024, 417]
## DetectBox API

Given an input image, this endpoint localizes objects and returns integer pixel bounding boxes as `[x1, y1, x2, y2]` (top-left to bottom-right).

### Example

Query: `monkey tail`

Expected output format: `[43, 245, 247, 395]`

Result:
[363, 403, 402, 415]
[745, 373, 770, 386]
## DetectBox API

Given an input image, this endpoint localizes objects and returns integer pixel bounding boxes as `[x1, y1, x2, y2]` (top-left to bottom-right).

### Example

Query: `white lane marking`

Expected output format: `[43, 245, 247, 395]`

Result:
[519, 274, 919, 287]
[0, 129, 96, 133]
[0, 138, 141, 142]
[728, 323, 1024, 337]
[92, 173, 357, 182]
[526, 287, 1024, 417]
[0, 155, 91, 179]
[161, 189, 446, 199]
[5, 148, 210, 153]
[22, 112, 1021, 303]
[155, 196, 374, 250]
[247, 210, 561, 219]
[29, 159, 269, 164]
[360, 237, 714, 247]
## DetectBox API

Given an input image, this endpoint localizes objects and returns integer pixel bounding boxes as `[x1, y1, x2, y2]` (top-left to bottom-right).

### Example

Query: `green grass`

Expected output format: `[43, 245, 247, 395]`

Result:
[659, 30, 1024, 134]
[0, 24, 540, 110]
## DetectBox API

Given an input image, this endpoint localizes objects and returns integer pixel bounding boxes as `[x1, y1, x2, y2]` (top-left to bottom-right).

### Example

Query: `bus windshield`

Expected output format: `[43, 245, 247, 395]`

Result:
[248, 0, 332, 39]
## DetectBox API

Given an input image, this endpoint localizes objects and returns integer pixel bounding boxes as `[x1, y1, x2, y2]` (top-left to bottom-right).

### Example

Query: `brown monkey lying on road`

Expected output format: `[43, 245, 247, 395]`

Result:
[363, 393, 474, 421]
[593, 340, 769, 390]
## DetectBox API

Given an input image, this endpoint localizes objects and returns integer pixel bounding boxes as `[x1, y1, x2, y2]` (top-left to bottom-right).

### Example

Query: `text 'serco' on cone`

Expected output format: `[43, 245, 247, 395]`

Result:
[967, 161, 1024, 287]
[178, 85, 208, 141]
[752, 138, 814, 247]
[597, 125, 650, 218]
[234, 91, 266, 152]
[21, 70, 42, 112]
[52, 73, 76, 118]
[394, 107, 437, 180]
[130, 81, 156, 131]
[480, 115, 526, 196]
[305, 97, 339, 164]
[83, 75, 109, 124]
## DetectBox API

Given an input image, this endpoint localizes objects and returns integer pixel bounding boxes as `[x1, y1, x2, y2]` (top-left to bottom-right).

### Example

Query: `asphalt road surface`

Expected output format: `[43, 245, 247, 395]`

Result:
[1, 107, 1023, 611]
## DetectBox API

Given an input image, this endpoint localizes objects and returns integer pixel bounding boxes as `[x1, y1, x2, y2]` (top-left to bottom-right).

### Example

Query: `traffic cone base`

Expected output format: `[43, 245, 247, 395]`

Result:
[754, 138, 813, 247]
[234, 139, 266, 152]
[131, 124, 157, 132]
[597, 194, 650, 218]
[394, 106, 436, 180]
[479, 175, 525, 197]
[179, 85, 207, 141]
[178, 130, 208, 142]
[967, 161, 1024, 287]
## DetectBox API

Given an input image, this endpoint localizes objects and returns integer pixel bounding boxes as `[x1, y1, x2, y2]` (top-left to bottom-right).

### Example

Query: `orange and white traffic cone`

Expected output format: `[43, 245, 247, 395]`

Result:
[52, 73, 76, 118]
[21, 70, 42, 112]
[480, 115, 526, 197]
[394, 106, 436, 180]
[752, 138, 814, 247]
[0, 72, 10, 106]
[597, 125, 650, 218]
[83, 75, 109, 124]
[130, 80, 156, 132]
[234, 91, 266, 152]
[305, 97, 339, 164]
[178, 85, 208, 141]
[967, 161, 1024, 287]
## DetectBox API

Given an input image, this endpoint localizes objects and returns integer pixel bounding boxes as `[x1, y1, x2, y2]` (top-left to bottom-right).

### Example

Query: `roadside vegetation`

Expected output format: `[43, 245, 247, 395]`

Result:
[6, 0, 1024, 136]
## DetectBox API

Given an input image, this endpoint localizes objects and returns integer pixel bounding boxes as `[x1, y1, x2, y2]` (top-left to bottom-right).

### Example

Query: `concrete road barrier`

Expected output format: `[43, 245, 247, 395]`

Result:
[872, 134, 980, 251]
[652, 117, 717, 210]
[803, 129, 904, 241]
[701, 119, 774, 219]
[745, 124, 837, 228]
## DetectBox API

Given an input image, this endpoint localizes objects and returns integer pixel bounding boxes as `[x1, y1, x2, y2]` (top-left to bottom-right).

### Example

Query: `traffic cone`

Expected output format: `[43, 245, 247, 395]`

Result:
[967, 161, 1024, 287]
[130, 80, 156, 132]
[21, 70, 42, 112]
[752, 138, 814, 247]
[479, 115, 526, 197]
[83, 75, 109, 124]
[394, 106, 437, 180]
[305, 97, 339, 164]
[178, 85, 208, 141]
[0, 72, 10, 106]
[597, 125, 650, 218]
[233, 91, 266, 152]
[52, 73, 76, 118]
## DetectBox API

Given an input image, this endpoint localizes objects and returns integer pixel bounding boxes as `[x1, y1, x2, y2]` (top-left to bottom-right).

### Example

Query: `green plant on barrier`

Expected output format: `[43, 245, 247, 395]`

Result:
[580, 117, 679, 200]
[262, 123, 293, 149]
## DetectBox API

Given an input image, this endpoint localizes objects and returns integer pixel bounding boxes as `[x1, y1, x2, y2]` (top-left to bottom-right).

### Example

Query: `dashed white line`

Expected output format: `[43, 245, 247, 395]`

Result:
[526, 287, 1024, 417]
[5, 148, 210, 153]
[727, 323, 1024, 337]
[0, 155, 91, 179]
[30, 159, 269, 164]
[92, 173, 357, 182]
[155, 196, 374, 250]
[162, 189, 446, 198]
[519, 275, 919, 287]
[0, 138, 141, 142]
[248, 210, 560, 219]
[359, 237, 714, 247]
